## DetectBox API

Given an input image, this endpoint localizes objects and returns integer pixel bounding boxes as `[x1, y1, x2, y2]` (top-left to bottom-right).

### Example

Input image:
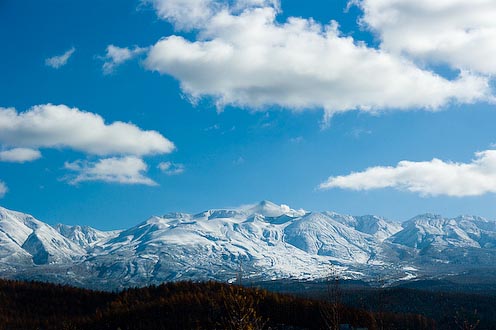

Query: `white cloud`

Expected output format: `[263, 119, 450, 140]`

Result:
[0, 181, 7, 198]
[233, 156, 245, 165]
[102, 45, 147, 74]
[64, 156, 157, 186]
[356, 0, 496, 75]
[157, 161, 185, 175]
[146, 0, 214, 30]
[144, 6, 492, 121]
[0, 148, 41, 163]
[0, 104, 174, 157]
[204, 124, 220, 131]
[289, 136, 304, 144]
[146, 0, 279, 30]
[45, 47, 76, 69]
[319, 150, 496, 197]
[348, 128, 372, 139]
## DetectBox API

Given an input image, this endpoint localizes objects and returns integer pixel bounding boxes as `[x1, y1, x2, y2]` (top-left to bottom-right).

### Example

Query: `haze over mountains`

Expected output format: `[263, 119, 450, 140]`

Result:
[1, 201, 496, 290]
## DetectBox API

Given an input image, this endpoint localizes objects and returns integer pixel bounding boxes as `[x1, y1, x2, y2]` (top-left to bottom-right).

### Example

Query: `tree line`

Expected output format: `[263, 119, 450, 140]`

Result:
[0, 278, 442, 329]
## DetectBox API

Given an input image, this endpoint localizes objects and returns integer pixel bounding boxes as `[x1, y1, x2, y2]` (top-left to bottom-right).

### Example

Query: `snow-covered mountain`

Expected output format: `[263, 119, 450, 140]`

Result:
[0, 206, 85, 267]
[390, 214, 496, 250]
[1, 202, 496, 289]
[55, 223, 120, 249]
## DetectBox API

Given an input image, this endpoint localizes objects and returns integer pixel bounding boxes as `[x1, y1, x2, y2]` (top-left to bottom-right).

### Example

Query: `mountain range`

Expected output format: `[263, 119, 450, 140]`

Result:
[1, 201, 496, 290]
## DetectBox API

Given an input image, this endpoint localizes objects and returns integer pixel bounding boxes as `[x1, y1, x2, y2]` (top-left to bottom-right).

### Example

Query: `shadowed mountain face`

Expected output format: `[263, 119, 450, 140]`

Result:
[1, 202, 496, 290]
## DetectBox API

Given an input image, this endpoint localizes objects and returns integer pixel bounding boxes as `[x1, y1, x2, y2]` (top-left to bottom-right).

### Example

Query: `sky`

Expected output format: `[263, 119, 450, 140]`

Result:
[1, 0, 496, 230]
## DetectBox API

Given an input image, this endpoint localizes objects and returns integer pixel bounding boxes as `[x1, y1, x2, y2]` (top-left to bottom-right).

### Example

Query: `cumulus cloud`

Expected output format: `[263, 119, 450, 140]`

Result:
[102, 45, 147, 74]
[146, 0, 279, 30]
[0, 104, 174, 157]
[146, 0, 214, 30]
[64, 157, 157, 186]
[319, 150, 496, 197]
[0, 181, 7, 198]
[157, 161, 185, 175]
[0, 148, 41, 163]
[356, 0, 496, 75]
[144, 4, 491, 121]
[45, 47, 76, 69]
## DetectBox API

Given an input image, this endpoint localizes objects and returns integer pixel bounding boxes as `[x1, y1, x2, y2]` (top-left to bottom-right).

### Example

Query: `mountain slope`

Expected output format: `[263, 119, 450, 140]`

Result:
[389, 214, 496, 251]
[0, 207, 85, 267]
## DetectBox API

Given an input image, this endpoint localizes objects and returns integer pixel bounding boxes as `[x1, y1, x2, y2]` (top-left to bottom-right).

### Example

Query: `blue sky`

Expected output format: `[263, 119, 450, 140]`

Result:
[1, 0, 496, 229]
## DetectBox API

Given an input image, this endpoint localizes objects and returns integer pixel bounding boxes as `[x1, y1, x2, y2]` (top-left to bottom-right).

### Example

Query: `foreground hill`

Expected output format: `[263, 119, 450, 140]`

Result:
[1, 202, 496, 289]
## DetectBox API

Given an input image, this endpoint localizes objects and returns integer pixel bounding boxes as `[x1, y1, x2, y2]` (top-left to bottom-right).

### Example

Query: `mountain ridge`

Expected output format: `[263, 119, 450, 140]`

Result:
[1, 202, 496, 290]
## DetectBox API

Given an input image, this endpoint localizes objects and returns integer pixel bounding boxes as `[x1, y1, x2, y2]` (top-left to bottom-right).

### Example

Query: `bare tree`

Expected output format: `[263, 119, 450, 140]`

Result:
[455, 309, 480, 330]
[321, 266, 342, 330]
[375, 275, 386, 330]
[236, 258, 243, 286]
[221, 286, 267, 330]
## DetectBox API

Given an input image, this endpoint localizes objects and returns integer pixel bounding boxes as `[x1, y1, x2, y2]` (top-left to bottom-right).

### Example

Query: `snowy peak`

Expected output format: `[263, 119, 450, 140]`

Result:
[242, 200, 307, 218]
[323, 212, 402, 241]
[354, 215, 403, 241]
[189, 201, 306, 222]
[194, 209, 244, 221]
[455, 215, 496, 232]
[389, 213, 496, 250]
[284, 212, 379, 262]
[0, 206, 36, 246]
[56, 224, 120, 248]
[404, 213, 445, 226]
[0, 207, 86, 265]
